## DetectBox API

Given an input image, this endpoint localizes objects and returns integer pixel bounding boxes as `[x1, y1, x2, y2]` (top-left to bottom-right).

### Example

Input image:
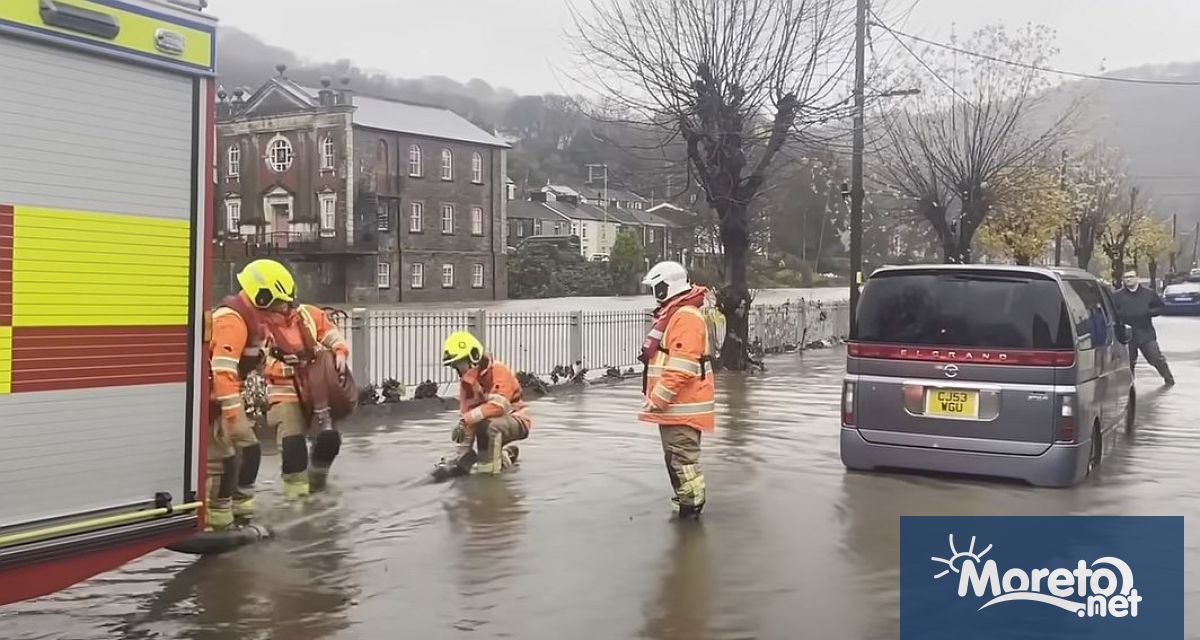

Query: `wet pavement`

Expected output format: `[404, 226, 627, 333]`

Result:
[3, 317, 1200, 639]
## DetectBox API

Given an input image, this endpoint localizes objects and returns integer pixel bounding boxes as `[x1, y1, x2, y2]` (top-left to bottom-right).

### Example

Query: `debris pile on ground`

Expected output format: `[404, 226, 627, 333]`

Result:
[516, 371, 550, 395]
[412, 380, 439, 399]
[551, 362, 587, 384]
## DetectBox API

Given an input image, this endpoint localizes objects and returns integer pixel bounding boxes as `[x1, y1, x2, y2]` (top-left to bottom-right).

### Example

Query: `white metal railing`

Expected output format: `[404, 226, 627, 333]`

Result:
[343, 299, 850, 388]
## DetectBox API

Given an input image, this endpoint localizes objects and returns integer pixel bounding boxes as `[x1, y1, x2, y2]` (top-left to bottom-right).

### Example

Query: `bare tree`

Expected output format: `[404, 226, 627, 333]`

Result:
[872, 24, 1077, 263]
[567, 0, 855, 369]
[1065, 144, 1126, 271]
[1099, 187, 1142, 283]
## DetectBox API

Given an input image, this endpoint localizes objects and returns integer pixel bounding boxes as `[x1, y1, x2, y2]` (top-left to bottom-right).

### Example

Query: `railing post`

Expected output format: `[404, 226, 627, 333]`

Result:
[799, 300, 808, 345]
[569, 310, 584, 367]
[468, 309, 488, 341]
[350, 308, 370, 385]
[754, 305, 766, 348]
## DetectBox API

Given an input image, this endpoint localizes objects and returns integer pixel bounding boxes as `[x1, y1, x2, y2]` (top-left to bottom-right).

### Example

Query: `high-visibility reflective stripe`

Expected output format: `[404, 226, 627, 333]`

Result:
[212, 308, 239, 320]
[466, 407, 485, 425]
[486, 393, 512, 412]
[665, 357, 702, 375]
[211, 356, 239, 370]
[652, 384, 676, 403]
[647, 328, 664, 340]
[647, 365, 665, 377]
[662, 401, 715, 416]
[297, 306, 321, 346]
[321, 332, 346, 349]
[0, 0, 216, 70]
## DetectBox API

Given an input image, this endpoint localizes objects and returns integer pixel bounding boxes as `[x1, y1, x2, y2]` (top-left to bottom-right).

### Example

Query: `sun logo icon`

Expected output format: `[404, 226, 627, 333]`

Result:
[931, 534, 992, 580]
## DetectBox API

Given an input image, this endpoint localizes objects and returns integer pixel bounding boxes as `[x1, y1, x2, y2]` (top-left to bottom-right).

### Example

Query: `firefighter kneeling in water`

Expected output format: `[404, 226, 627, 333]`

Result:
[210, 259, 351, 514]
[438, 331, 531, 476]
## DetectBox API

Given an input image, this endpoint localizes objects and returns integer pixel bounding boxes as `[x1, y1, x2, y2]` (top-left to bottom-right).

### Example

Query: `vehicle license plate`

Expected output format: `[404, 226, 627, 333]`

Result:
[925, 389, 980, 418]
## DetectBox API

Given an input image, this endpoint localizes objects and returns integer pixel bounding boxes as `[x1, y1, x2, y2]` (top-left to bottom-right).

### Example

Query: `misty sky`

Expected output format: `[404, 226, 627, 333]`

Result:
[209, 0, 1200, 95]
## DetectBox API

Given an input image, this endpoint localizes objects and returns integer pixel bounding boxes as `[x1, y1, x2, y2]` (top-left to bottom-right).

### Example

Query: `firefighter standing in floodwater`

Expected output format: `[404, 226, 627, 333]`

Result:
[441, 331, 531, 475]
[638, 261, 718, 519]
[209, 259, 350, 516]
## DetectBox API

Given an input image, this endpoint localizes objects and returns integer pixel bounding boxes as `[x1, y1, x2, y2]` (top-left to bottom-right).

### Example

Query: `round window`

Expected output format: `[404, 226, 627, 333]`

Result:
[266, 135, 294, 173]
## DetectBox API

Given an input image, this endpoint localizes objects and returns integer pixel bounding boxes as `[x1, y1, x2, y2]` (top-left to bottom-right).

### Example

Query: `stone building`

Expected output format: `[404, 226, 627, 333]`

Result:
[214, 67, 510, 303]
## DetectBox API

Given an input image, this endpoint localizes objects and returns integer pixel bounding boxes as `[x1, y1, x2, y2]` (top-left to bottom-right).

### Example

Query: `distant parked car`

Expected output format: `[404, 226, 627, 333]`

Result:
[1162, 276, 1200, 315]
[841, 264, 1135, 488]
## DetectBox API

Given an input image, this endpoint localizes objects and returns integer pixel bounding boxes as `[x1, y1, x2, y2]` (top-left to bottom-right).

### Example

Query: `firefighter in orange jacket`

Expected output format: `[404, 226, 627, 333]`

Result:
[638, 261, 716, 519]
[209, 259, 350, 523]
[441, 331, 531, 475]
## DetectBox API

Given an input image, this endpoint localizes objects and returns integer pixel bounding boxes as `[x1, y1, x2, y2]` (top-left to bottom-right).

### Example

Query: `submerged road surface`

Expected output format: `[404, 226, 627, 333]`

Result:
[3, 318, 1200, 639]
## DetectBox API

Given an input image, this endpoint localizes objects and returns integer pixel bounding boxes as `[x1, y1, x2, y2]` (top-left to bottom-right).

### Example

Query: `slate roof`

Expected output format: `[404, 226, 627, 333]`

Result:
[507, 200, 570, 222]
[294, 83, 510, 148]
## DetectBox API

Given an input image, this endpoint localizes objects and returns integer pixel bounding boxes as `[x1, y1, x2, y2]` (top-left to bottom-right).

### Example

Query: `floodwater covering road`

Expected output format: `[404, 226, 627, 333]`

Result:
[3, 317, 1200, 639]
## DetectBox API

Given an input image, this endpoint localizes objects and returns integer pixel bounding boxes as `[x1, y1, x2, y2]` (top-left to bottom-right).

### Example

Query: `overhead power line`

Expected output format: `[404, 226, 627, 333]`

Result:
[877, 25, 1200, 87]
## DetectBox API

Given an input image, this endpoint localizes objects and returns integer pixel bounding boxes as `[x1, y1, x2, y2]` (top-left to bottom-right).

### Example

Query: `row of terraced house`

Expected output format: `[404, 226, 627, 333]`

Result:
[211, 67, 707, 304]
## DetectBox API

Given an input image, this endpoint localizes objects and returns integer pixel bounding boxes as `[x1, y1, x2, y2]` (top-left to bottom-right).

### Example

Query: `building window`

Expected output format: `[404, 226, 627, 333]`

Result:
[555, 222, 564, 234]
[471, 206, 484, 236]
[441, 204, 454, 234]
[472, 263, 485, 288]
[265, 135, 293, 173]
[377, 199, 389, 232]
[582, 225, 588, 239]
[227, 145, 240, 178]
[375, 140, 389, 187]
[533, 219, 542, 235]
[442, 263, 455, 288]
[410, 262, 424, 289]
[471, 152, 483, 183]
[648, 228, 656, 243]
[516, 225, 524, 238]
[319, 193, 337, 237]
[408, 144, 422, 177]
[441, 149, 453, 181]
[377, 261, 391, 288]
[634, 202, 643, 210]
[320, 136, 335, 170]
[225, 198, 240, 235]
[409, 202, 424, 232]
[571, 223, 579, 236]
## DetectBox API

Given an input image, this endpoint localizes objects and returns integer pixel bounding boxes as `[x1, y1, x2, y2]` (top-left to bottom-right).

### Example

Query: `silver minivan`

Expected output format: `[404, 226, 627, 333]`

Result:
[840, 265, 1135, 487]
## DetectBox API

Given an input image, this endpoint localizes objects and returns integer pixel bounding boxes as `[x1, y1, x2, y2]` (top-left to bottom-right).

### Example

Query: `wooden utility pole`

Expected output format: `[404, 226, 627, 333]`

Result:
[1185, 220, 1195, 267]
[1054, 149, 1067, 266]
[1170, 212, 1178, 273]
[849, 0, 867, 331]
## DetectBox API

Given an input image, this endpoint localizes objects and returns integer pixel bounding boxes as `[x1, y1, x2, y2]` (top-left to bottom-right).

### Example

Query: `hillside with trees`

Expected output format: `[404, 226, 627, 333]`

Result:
[216, 20, 1199, 300]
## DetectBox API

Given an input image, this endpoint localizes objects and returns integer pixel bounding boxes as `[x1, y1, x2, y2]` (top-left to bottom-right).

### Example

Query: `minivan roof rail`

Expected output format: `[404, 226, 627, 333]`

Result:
[871, 263, 1097, 280]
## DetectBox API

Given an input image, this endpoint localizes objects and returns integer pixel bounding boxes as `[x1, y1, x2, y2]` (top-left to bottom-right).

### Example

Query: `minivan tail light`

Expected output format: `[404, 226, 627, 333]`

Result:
[1056, 395, 1076, 443]
[842, 380, 856, 426]
[847, 342, 1075, 367]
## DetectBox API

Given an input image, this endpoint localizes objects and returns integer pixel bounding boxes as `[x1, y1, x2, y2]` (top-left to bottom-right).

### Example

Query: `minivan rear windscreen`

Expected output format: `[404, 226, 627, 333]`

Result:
[854, 271, 1074, 350]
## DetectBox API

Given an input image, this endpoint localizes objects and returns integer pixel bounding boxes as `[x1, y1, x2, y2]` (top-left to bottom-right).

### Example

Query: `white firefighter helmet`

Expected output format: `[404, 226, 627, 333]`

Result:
[642, 260, 690, 303]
